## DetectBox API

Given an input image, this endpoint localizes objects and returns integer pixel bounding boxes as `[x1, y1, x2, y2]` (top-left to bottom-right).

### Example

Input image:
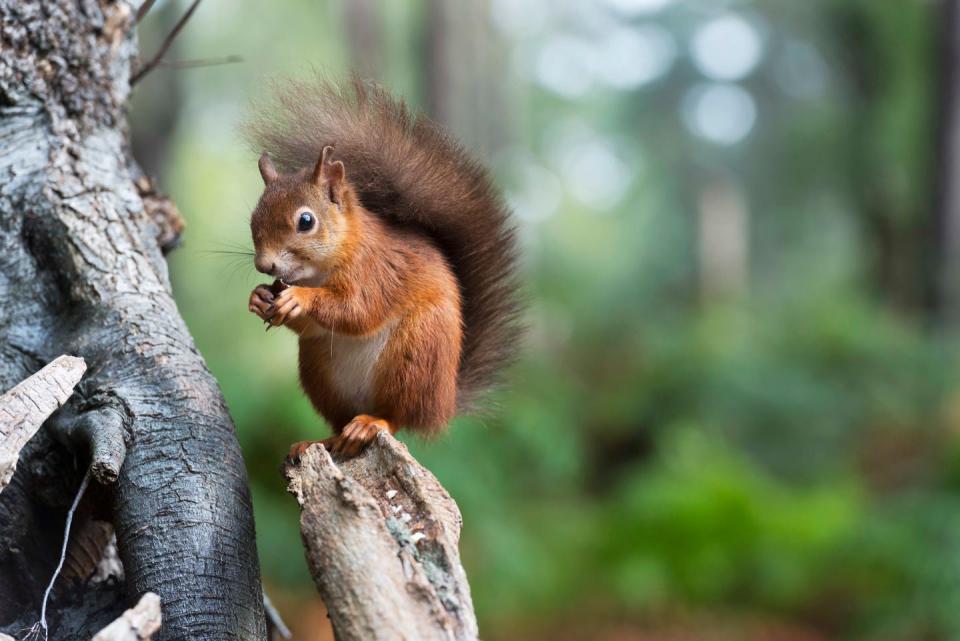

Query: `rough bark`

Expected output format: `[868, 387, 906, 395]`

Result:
[0, 1, 265, 639]
[0, 355, 86, 491]
[285, 432, 479, 641]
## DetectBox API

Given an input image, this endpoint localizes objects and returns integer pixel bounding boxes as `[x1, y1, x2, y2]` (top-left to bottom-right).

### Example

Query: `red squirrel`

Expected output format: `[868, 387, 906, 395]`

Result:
[243, 78, 521, 458]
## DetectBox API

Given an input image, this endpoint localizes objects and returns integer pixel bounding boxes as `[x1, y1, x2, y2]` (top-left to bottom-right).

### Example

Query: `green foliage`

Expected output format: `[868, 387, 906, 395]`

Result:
[601, 426, 861, 609]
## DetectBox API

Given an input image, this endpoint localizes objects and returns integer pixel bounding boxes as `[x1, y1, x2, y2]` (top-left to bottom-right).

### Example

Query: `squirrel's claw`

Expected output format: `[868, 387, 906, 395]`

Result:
[249, 284, 278, 324]
[286, 437, 337, 464]
[252, 284, 302, 332]
[268, 290, 303, 327]
[330, 415, 391, 458]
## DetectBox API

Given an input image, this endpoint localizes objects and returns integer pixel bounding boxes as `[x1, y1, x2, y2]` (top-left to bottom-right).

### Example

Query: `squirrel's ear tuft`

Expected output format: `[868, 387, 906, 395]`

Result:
[312, 145, 345, 205]
[259, 153, 279, 185]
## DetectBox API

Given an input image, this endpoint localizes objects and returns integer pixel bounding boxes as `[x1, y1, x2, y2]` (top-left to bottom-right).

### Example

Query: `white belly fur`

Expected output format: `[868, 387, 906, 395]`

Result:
[304, 322, 394, 410]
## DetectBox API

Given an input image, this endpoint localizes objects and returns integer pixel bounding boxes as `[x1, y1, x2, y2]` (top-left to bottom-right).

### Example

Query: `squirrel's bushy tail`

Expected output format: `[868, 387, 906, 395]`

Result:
[243, 75, 522, 412]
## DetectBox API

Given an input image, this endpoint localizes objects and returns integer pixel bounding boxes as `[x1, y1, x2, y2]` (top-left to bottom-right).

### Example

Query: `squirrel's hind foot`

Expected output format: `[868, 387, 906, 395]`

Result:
[330, 415, 392, 459]
[286, 437, 336, 463]
[286, 415, 392, 463]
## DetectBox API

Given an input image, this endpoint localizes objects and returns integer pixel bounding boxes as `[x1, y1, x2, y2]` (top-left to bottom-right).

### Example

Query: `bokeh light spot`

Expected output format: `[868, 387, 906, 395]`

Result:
[536, 35, 595, 97]
[691, 14, 763, 81]
[595, 25, 677, 90]
[682, 83, 757, 145]
[604, 0, 675, 17]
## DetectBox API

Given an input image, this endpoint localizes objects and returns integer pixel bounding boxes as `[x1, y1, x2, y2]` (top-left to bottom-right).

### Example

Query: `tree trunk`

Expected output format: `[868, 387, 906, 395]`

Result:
[933, 0, 960, 323]
[285, 433, 479, 641]
[420, 0, 507, 159]
[342, 0, 384, 80]
[0, 1, 266, 639]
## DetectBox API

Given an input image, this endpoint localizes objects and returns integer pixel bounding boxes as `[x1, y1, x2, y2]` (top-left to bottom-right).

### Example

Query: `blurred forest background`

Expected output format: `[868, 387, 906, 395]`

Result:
[130, 0, 960, 639]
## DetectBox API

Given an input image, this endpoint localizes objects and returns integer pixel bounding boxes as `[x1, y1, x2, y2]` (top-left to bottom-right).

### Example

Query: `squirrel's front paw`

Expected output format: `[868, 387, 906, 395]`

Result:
[248, 284, 275, 320]
[266, 286, 306, 327]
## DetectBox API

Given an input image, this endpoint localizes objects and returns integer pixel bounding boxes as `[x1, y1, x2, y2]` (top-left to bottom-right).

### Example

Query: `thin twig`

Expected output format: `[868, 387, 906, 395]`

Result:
[262, 591, 292, 640]
[135, 0, 159, 24]
[131, 0, 203, 86]
[39, 468, 93, 640]
[160, 55, 243, 70]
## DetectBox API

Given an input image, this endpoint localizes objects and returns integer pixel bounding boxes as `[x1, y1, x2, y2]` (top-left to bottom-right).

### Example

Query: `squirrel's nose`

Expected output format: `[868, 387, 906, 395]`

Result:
[254, 256, 276, 276]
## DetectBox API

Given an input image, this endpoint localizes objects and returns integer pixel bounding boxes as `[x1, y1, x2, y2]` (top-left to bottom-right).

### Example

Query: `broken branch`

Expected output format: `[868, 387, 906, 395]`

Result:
[0, 355, 86, 492]
[91, 592, 161, 641]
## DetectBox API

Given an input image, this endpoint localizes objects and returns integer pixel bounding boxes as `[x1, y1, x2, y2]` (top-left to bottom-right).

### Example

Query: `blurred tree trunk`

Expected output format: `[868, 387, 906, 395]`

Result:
[829, 3, 936, 317]
[421, 0, 505, 154]
[0, 1, 266, 639]
[697, 177, 749, 302]
[343, 0, 385, 79]
[423, 0, 451, 125]
[932, 0, 960, 323]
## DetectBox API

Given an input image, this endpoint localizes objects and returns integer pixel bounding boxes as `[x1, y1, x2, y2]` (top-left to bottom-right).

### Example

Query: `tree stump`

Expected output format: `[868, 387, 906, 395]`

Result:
[285, 432, 479, 641]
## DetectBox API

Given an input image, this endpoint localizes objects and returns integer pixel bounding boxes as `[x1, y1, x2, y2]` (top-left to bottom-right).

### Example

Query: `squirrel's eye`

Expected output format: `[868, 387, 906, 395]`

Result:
[296, 211, 315, 233]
